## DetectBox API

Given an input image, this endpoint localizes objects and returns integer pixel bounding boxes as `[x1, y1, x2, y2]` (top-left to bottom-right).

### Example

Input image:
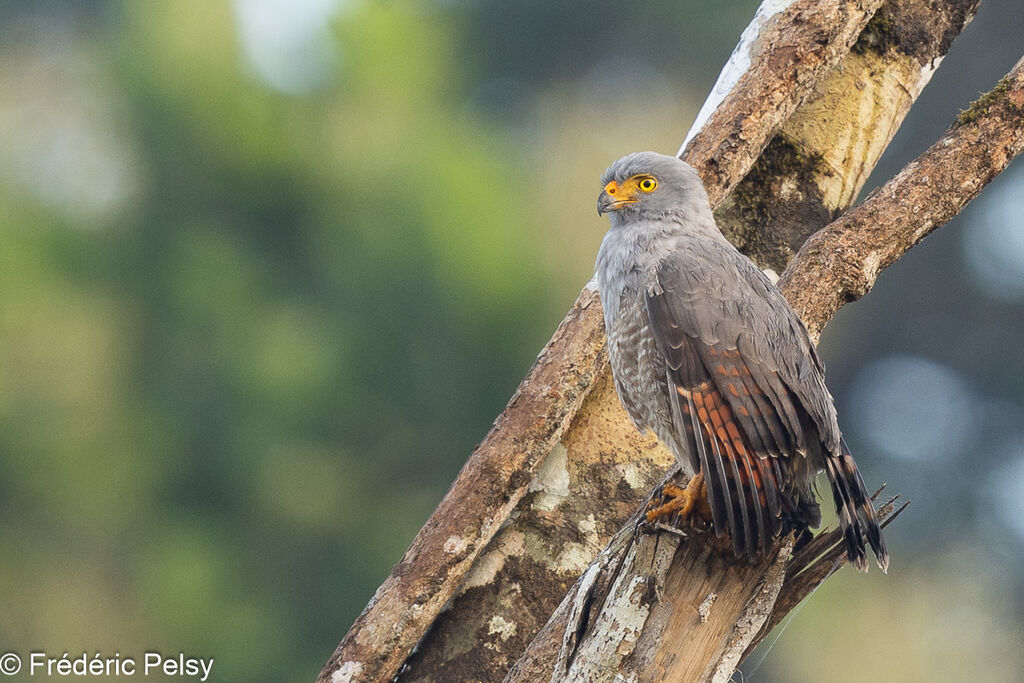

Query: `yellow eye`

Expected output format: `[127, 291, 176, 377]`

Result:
[638, 177, 657, 192]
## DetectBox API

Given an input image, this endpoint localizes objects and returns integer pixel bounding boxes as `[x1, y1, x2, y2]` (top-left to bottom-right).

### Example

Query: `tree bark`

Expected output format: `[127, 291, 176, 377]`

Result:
[317, 2, 996, 682]
[782, 54, 1024, 341]
[506, 486, 907, 682]
[677, 0, 887, 204]
[386, 2, 978, 681]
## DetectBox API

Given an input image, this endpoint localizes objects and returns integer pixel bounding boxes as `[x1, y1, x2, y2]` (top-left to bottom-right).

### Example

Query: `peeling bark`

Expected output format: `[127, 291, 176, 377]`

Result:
[398, 372, 673, 682]
[316, 3, 1001, 682]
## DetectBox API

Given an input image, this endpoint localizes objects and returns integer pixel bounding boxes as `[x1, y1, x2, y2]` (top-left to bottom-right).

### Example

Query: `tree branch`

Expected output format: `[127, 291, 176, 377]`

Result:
[506, 490, 908, 683]
[680, 0, 885, 203]
[317, 3, 889, 681]
[316, 290, 608, 683]
[714, 0, 981, 273]
[386, 2, 978, 680]
[781, 54, 1024, 341]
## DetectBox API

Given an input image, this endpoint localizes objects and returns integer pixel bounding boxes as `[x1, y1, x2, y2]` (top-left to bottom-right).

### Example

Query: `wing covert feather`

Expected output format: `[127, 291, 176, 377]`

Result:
[644, 236, 837, 555]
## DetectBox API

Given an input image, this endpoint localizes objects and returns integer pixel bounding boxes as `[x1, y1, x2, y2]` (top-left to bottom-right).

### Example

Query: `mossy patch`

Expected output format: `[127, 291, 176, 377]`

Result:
[716, 133, 832, 272]
[749, 135, 828, 182]
[729, 134, 829, 230]
[956, 77, 1013, 126]
[851, 6, 899, 56]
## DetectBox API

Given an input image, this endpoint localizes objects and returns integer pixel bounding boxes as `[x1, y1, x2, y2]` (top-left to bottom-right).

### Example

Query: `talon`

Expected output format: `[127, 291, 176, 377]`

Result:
[646, 472, 708, 525]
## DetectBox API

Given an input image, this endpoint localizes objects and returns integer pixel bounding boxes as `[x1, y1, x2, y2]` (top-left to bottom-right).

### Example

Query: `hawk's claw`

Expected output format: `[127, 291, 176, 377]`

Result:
[645, 472, 711, 526]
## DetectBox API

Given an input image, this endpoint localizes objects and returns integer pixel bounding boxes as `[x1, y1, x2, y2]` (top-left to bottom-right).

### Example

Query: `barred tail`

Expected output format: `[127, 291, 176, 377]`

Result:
[823, 438, 889, 573]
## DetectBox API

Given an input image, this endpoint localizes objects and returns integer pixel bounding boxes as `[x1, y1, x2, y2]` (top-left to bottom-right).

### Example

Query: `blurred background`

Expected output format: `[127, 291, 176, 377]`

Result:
[0, 0, 1022, 681]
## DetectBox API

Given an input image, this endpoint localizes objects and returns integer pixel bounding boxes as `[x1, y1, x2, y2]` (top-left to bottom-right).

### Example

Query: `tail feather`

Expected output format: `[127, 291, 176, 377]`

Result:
[824, 439, 889, 572]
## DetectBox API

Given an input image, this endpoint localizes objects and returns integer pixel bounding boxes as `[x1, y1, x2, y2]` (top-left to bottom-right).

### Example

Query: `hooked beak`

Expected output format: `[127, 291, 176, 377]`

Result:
[597, 180, 638, 215]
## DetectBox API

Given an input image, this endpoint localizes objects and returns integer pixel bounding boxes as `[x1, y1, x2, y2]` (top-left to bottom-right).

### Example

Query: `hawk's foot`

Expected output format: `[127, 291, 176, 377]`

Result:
[645, 472, 711, 526]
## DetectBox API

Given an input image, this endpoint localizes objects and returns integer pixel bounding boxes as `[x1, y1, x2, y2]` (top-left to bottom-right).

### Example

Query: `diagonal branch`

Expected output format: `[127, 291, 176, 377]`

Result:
[390, 1, 977, 679]
[781, 54, 1024, 341]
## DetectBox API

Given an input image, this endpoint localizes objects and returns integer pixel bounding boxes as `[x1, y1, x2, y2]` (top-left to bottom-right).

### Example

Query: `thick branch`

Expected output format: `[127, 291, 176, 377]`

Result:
[316, 288, 607, 683]
[781, 55, 1024, 340]
[318, 4, 1003, 683]
[681, 0, 885, 204]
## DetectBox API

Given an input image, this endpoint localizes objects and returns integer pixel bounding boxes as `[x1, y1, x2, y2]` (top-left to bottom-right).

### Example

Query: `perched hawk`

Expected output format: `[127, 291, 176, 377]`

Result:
[596, 151, 887, 571]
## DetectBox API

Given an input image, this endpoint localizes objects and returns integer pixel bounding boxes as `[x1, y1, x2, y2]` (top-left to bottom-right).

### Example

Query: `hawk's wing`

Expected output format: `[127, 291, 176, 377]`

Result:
[644, 236, 837, 557]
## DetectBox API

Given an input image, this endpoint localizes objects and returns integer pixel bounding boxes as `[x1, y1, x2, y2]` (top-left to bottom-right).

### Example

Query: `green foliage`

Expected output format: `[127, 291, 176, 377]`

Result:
[0, 2, 558, 680]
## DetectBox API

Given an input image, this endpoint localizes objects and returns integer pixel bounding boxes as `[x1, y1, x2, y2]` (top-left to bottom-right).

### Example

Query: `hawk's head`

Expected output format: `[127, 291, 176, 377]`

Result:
[597, 151, 711, 224]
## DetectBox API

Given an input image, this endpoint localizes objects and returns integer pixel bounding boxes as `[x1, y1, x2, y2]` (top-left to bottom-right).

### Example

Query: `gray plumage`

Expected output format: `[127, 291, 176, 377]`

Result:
[595, 151, 887, 571]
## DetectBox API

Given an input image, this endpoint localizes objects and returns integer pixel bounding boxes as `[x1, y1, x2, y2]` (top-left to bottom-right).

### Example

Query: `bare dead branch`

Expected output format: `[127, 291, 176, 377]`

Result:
[392, 2, 978, 679]
[504, 477, 895, 682]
